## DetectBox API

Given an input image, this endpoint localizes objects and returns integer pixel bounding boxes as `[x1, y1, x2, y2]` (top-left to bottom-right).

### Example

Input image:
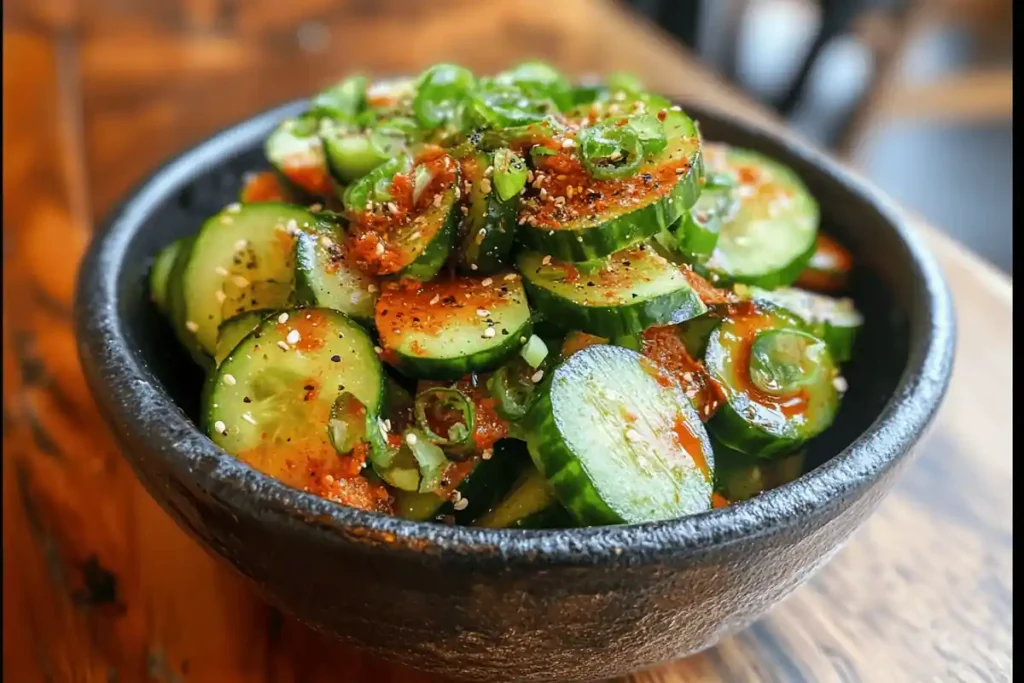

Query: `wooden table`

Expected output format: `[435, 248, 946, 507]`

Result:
[3, 1, 1012, 681]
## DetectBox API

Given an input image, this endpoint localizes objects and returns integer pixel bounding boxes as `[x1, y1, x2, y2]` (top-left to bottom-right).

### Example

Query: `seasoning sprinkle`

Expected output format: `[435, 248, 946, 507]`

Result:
[481, 277, 493, 286]
[215, 290, 227, 304]
[476, 309, 490, 317]
[405, 432, 418, 446]
[531, 370, 544, 383]
[483, 327, 496, 338]
[185, 320, 199, 333]
[215, 266, 229, 276]
[278, 312, 289, 324]
[242, 413, 258, 425]
[277, 341, 291, 351]
[232, 275, 250, 288]
[234, 239, 248, 251]
[625, 428, 642, 442]
[226, 202, 242, 213]
[223, 374, 237, 386]
[429, 294, 441, 305]
[286, 329, 301, 345]
[453, 498, 469, 511]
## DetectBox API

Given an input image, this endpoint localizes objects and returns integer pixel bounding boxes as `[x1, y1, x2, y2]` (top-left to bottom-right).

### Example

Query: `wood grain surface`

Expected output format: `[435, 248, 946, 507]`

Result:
[3, 1, 1012, 681]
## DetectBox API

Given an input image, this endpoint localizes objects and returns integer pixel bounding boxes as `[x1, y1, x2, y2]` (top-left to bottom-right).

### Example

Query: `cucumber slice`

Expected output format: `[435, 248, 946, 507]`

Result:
[205, 308, 385, 506]
[393, 439, 529, 523]
[240, 170, 294, 204]
[523, 344, 714, 524]
[516, 113, 703, 261]
[170, 202, 335, 357]
[675, 181, 736, 263]
[703, 144, 818, 288]
[795, 233, 853, 292]
[705, 304, 841, 458]
[265, 117, 333, 200]
[475, 464, 571, 529]
[375, 275, 533, 380]
[736, 285, 863, 363]
[150, 237, 185, 314]
[518, 244, 706, 338]
[346, 157, 460, 281]
[294, 231, 378, 324]
[457, 152, 519, 275]
[214, 310, 271, 367]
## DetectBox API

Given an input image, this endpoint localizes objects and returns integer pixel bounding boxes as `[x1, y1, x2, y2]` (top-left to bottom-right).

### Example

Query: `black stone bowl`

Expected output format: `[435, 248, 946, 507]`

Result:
[75, 100, 955, 682]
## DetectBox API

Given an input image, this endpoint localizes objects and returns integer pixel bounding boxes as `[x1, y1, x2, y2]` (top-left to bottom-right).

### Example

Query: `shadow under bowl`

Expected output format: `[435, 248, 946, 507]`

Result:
[74, 100, 955, 682]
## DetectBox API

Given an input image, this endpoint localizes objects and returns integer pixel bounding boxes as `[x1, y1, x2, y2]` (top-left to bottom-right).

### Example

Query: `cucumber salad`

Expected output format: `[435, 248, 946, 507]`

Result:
[151, 64, 863, 527]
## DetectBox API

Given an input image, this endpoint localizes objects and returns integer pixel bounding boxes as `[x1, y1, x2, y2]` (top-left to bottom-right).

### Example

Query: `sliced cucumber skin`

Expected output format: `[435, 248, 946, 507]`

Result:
[704, 146, 819, 289]
[712, 439, 806, 502]
[390, 319, 533, 381]
[705, 306, 840, 459]
[458, 185, 519, 275]
[174, 203, 335, 358]
[204, 307, 384, 444]
[516, 162, 703, 262]
[377, 277, 535, 381]
[517, 249, 707, 338]
[214, 310, 271, 367]
[394, 440, 529, 524]
[738, 286, 862, 363]
[165, 235, 213, 370]
[293, 231, 378, 324]
[395, 196, 458, 282]
[150, 238, 185, 314]
[524, 345, 714, 525]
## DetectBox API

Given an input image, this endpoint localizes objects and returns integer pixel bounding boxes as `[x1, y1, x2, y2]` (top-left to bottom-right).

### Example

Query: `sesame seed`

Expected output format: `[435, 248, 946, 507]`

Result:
[220, 215, 234, 225]
[367, 284, 378, 293]
[429, 294, 441, 305]
[242, 413, 258, 425]
[561, 138, 576, 148]
[232, 275, 250, 288]
[386, 202, 398, 213]
[383, 419, 392, 432]
[410, 231, 421, 240]
[483, 327, 496, 338]
[541, 255, 552, 265]
[375, 242, 386, 255]
[470, 264, 478, 271]
[539, 188, 548, 200]
[378, 419, 389, 439]
[625, 429, 642, 442]
[285, 219, 299, 235]
[405, 432, 418, 446]
[234, 239, 248, 251]
[481, 449, 494, 460]
[310, 203, 323, 212]
[476, 308, 490, 317]
[223, 374, 237, 386]
[451, 490, 463, 503]
[215, 290, 227, 303]
[226, 203, 242, 213]
[374, 346, 384, 354]
[215, 266, 229, 276]
[278, 312, 289, 324]
[320, 235, 334, 247]
[453, 498, 469, 511]
[484, 165, 494, 177]
[286, 330, 300, 345]
[185, 321, 199, 333]
[324, 474, 335, 484]
[433, 194, 443, 207]
[504, 273, 518, 281]
[833, 376, 849, 392]
[481, 278, 494, 287]
[214, 420, 226, 433]
[276, 341, 290, 351]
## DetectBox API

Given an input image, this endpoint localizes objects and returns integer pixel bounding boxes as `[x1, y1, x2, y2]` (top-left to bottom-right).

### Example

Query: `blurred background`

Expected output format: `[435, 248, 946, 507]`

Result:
[5, 0, 1012, 273]
[645, 0, 1014, 274]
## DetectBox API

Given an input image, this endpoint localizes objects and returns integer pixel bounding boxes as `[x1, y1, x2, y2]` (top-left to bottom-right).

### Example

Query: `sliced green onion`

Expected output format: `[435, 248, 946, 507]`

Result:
[413, 64, 476, 130]
[492, 148, 528, 201]
[342, 154, 411, 211]
[519, 334, 549, 368]
[749, 329, 828, 395]
[327, 392, 368, 455]
[626, 114, 668, 157]
[606, 71, 645, 95]
[322, 129, 388, 183]
[404, 428, 448, 493]
[311, 75, 368, 121]
[374, 446, 421, 491]
[468, 83, 551, 129]
[367, 414, 398, 468]
[578, 121, 643, 180]
[495, 61, 571, 111]
[413, 387, 476, 447]
[487, 358, 541, 421]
